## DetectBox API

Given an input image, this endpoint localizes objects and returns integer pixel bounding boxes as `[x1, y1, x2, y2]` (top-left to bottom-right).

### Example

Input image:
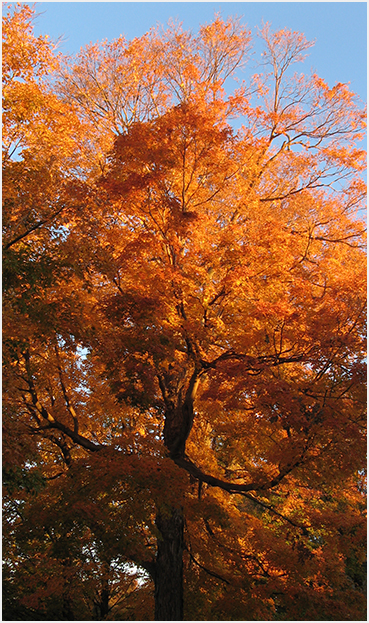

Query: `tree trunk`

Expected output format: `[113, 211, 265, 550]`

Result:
[154, 506, 184, 621]
[94, 585, 109, 620]
[153, 368, 199, 620]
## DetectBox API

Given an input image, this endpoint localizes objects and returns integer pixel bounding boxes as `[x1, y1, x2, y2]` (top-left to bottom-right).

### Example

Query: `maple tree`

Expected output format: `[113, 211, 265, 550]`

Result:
[3, 5, 366, 620]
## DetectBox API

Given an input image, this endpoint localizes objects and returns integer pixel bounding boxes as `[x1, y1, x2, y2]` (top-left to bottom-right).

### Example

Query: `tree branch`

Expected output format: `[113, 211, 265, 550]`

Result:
[3, 203, 67, 250]
[238, 492, 309, 534]
[173, 453, 305, 498]
[23, 350, 103, 453]
[184, 544, 230, 585]
[200, 350, 308, 371]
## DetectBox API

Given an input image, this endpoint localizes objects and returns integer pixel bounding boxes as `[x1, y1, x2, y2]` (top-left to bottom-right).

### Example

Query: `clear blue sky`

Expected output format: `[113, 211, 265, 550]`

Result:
[7, 2, 367, 101]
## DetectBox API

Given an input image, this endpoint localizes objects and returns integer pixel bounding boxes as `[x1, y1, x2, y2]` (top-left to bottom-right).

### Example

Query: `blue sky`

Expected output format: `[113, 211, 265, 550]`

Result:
[6, 2, 367, 101]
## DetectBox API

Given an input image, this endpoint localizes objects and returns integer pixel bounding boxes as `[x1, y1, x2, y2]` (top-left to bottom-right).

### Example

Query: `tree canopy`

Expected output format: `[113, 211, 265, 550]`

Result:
[3, 5, 366, 621]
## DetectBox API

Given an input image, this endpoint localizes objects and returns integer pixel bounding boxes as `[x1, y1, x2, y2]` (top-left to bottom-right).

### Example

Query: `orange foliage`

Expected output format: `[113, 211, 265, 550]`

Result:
[3, 5, 366, 621]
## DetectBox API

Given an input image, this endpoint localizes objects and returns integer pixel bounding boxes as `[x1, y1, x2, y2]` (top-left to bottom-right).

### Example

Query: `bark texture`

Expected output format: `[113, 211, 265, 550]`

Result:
[154, 366, 199, 620]
[154, 507, 184, 621]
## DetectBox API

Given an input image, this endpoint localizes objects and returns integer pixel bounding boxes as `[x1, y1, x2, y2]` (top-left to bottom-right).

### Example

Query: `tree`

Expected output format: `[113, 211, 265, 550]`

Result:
[3, 5, 366, 620]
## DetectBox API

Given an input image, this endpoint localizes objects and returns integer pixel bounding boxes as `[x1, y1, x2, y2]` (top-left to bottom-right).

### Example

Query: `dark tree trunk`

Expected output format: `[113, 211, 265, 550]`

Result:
[98, 586, 110, 619]
[62, 593, 75, 620]
[61, 559, 75, 620]
[153, 367, 200, 620]
[154, 506, 184, 621]
[93, 571, 110, 620]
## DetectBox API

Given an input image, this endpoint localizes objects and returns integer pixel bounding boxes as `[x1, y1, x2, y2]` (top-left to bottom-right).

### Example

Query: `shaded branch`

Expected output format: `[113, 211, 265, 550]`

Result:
[54, 343, 79, 434]
[3, 203, 67, 250]
[23, 350, 103, 453]
[173, 454, 288, 494]
[174, 441, 311, 503]
[200, 350, 308, 371]
[184, 544, 230, 585]
[238, 492, 309, 535]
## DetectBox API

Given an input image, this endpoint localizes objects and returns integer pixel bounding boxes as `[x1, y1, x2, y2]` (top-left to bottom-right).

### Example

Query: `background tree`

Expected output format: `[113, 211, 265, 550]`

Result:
[3, 5, 366, 621]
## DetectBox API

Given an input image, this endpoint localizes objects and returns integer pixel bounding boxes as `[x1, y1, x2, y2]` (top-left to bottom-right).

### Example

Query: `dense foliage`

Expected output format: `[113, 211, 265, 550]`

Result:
[3, 5, 366, 620]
